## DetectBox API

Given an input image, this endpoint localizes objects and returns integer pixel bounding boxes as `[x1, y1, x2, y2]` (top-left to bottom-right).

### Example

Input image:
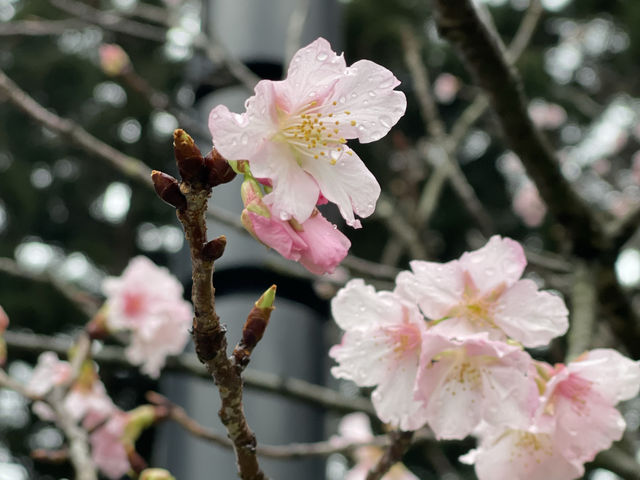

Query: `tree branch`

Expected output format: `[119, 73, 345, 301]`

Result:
[365, 431, 414, 480]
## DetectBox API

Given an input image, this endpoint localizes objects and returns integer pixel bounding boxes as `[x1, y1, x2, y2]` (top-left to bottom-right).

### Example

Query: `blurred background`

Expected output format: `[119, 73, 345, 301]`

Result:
[0, 0, 640, 478]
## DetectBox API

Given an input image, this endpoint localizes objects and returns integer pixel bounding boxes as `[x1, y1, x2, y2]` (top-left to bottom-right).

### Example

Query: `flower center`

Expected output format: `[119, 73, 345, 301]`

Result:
[384, 322, 421, 357]
[122, 292, 145, 317]
[277, 101, 355, 165]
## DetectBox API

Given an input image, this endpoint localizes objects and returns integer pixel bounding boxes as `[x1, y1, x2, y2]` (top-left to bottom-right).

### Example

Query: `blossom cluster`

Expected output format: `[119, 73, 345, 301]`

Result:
[26, 352, 133, 478]
[208, 37, 405, 275]
[330, 236, 640, 480]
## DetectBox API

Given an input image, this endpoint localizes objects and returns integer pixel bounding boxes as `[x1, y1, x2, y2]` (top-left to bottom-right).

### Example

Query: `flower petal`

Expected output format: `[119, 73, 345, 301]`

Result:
[395, 260, 465, 320]
[325, 59, 407, 143]
[459, 236, 527, 295]
[253, 141, 320, 223]
[208, 80, 277, 160]
[302, 147, 380, 227]
[568, 349, 640, 404]
[297, 211, 350, 274]
[493, 279, 569, 347]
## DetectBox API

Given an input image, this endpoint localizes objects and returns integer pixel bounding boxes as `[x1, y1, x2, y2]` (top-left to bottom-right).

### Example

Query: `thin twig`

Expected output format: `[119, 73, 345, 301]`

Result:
[147, 391, 423, 460]
[0, 19, 88, 36]
[365, 431, 414, 480]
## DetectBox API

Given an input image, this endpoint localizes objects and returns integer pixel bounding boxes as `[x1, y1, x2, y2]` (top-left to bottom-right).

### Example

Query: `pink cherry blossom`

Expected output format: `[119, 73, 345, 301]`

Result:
[538, 349, 640, 463]
[418, 330, 537, 439]
[209, 37, 406, 228]
[512, 182, 547, 227]
[460, 421, 584, 480]
[102, 256, 193, 377]
[0, 305, 9, 365]
[329, 280, 428, 430]
[395, 236, 569, 347]
[241, 177, 350, 274]
[334, 413, 419, 480]
[26, 352, 72, 397]
[66, 380, 117, 429]
[90, 410, 131, 479]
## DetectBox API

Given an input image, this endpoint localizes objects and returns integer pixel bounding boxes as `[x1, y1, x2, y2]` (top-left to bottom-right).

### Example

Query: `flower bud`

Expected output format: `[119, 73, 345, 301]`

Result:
[99, 44, 130, 76]
[140, 468, 176, 480]
[151, 170, 187, 210]
[240, 177, 263, 206]
[203, 149, 236, 188]
[234, 285, 276, 367]
[173, 129, 204, 183]
[202, 235, 226, 261]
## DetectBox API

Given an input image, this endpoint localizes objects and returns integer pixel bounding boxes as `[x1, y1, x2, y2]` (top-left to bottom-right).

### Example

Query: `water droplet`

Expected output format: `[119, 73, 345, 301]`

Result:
[231, 139, 237, 146]
[363, 99, 369, 105]
[351, 92, 358, 99]
[240, 133, 248, 145]
[279, 212, 289, 221]
[357, 125, 366, 133]
[380, 115, 392, 128]
[210, 113, 219, 120]
[339, 96, 346, 104]
[368, 90, 376, 97]
[316, 52, 328, 61]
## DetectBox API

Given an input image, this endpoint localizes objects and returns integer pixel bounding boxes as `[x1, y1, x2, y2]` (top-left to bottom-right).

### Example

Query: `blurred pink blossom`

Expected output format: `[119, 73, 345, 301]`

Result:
[528, 100, 567, 130]
[26, 352, 72, 398]
[99, 44, 130, 76]
[433, 73, 460, 104]
[209, 37, 406, 228]
[90, 410, 131, 479]
[395, 236, 569, 347]
[102, 256, 192, 378]
[330, 279, 428, 430]
[512, 182, 547, 227]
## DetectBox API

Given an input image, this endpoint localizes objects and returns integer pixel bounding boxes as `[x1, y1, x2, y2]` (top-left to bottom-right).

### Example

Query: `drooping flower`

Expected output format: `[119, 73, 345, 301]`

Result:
[395, 236, 568, 347]
[538, 349, 640, 463]
[209, 37, 406, 228]
[417, 330, 537, 439]
[241, 177, 350, 274]
[102, 256, 193, 378]
[333, 413, 419, 480]
[329, 279, 428, 431]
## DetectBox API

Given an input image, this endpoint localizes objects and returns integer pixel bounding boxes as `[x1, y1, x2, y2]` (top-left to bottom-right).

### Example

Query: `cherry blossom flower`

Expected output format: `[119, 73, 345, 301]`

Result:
[538, 349, 640, 463]
[329, 280, 428, 430]
[102, 256, 193, 377]
[90, 410, 131, 479]
[395, 236, 569, 347]
[26, 352, 72, 398]
[418, 330, 537, 439]
[333, 413, 418, 480]
[460, 420, 585, 480]
[241, 177, 350, 274]
[209, 37, 406, 228]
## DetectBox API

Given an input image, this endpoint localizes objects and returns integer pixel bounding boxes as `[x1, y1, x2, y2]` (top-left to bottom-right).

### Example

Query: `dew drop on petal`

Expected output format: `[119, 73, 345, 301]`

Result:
[240, 133, 249, 145]
[339, 96, 346, 104]
[279, 212, 289, 221]
[368, 91, 376, 97]
[316, 52, 328, 61]
[351, 92, 358, 99]
[379, 78, 395, 89]
[380, 116, 392, 129]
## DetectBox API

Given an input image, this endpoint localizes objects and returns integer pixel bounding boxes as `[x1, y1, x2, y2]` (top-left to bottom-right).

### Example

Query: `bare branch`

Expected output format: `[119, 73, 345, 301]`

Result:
[431, 0, 606, 256]
[566, 261, 596, 361]
[0, 19, 87, 36]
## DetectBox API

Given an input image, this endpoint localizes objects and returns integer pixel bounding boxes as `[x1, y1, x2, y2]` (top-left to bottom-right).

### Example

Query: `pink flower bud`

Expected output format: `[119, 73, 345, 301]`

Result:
[99, 44, 130, 77]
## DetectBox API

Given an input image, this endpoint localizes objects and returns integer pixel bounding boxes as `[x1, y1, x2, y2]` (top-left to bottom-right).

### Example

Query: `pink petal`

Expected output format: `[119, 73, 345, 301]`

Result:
[331, 280, 407, 331]
[325, 59, 406, 143]
[569, 349, 640, 404]
[297, 212, 350, 275]
[459, 236, 527, 295]
[554, 390, 626, 462]
[253, 141, 320, 223]
[208, 80, 277, 160]
[248, 210, 308, 261]
[277, 37, 347, 112]
[302, 147, 380, 227]
[493, 279, 569, 347]
[330, 329, 397, 387]
[395, 260, 465, 320]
